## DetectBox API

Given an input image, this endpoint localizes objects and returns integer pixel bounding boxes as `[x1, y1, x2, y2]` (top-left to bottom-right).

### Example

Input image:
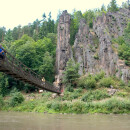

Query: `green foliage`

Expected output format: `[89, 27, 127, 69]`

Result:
[42, 92, 52, 97]
[0, 27, 6, 43]
[81, 89, 110, 102]
[62, 89, 82, 101]
[0, 95, 4, 109]
[0, 73, 9, 96]
[99, 77, 114, 87]
[116, 91, 129, 98]
[63, 59, 79, 87]
[93, 53, 99, 60]
[9, 92, 24, 107]
[39, 52, 54, 82]
[70, 10, 83, 45]
[103, 97, 130, 114]
[124, 22, 130, 45]
[78, 74, 96, 89]
[107, 0, 119, 12]
[113, 28, 130, 66]
[94, 71, 105, 81]
[66, 84, 74, 92]
[83, 10, 95, 28]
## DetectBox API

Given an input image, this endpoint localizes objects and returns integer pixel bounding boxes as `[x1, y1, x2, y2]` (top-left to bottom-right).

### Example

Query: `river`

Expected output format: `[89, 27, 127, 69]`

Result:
[0, 112, 130, 130]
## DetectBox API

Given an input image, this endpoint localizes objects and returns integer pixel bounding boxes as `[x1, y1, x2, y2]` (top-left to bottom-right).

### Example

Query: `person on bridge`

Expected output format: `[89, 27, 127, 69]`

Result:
[41, 77, 45, 85]
[0, 44, 5, 59]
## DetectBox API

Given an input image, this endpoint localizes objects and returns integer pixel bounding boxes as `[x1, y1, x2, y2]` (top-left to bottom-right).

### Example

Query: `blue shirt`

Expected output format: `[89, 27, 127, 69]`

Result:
[0, 47, 4, 55]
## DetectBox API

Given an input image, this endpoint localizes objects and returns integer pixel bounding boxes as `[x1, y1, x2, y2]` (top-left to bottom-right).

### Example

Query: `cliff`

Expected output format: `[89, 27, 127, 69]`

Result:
[55, 9, 130, 87]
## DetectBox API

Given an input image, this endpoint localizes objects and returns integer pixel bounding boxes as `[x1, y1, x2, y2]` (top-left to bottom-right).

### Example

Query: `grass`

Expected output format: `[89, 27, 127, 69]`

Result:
[1, 88, 130, 114]
[1, 72, 130, 114]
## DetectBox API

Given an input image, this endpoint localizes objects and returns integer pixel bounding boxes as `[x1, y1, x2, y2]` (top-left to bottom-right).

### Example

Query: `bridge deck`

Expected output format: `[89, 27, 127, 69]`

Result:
[0, 49, 61, 94]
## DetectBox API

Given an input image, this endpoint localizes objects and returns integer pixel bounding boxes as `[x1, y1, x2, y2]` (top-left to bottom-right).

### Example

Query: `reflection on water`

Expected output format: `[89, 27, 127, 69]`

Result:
[0, 112, 130, 130]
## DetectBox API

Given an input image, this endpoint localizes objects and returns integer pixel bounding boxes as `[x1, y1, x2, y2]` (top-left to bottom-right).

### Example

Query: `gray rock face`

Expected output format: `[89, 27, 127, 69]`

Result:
[73, 19, 100, 75]
[55, 10, 72, 86]
[93, 9, 130, 82]
[55, 9, 130, 85]
[73, 9, 130, 82]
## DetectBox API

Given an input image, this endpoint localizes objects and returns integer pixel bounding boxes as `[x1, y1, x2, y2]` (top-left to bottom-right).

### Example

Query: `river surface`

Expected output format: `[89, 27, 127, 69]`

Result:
[0, 112, 130, 130]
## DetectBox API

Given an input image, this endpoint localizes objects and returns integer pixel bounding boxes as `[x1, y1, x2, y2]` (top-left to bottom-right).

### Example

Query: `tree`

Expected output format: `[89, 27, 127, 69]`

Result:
[39, 52, 54, 82]
[83, 10, 95, 28]
[101, 4, 106, 12]
[0, 73, 9, 96]
[121, 2, 129, 9]
[63, 59, 79, 87]
[70, 10, 83, 45]
[124, 22, 130, 45]
[4, 29, 13, 42]
[107, 0, 119, 12]
[0, 27, 6, 43]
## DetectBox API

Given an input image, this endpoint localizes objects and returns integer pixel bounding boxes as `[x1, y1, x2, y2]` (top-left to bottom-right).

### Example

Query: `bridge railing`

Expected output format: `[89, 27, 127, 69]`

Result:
[0, 48, 61, 94]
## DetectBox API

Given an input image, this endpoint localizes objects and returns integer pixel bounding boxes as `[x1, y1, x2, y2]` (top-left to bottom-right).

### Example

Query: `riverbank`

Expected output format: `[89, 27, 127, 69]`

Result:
[1, 87, 130, 114]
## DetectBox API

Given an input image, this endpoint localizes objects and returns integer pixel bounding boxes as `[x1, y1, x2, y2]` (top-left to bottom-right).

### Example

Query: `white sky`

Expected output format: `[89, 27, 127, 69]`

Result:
[0, 0, 127, 30]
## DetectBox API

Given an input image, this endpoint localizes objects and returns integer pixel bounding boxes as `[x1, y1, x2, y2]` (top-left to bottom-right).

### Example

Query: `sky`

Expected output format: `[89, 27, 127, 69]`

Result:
[0, 0, 127, 30]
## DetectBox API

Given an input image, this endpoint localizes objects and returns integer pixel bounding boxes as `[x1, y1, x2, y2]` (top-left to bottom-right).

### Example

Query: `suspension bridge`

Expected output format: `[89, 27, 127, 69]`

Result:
[0, 48, 61, 94]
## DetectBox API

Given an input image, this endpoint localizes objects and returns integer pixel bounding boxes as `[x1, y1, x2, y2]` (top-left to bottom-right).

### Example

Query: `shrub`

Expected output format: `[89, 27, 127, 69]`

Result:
[66, 84, 74, 92]
[99, 77, 114, 87]
[77, 76, 86, 88]
[74, 88, 83, 93]
[104, 97, 130, 113]
[42, 92, 51, 97]
[9, 92, 24, 107]
[78, 75, 96, 89]
[84, 78, 96, 89]
[62, 59, 79, 87]
[93, 53, 99, 60]
[94, 71, 105, 81]
[116, 91, 128, 97]
[0, 95, 4, 109]
[81, 89, 110, 102]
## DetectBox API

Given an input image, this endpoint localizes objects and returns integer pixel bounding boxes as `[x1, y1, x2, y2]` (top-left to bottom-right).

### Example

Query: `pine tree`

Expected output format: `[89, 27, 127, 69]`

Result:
[107, 0, 119, 12]
[63, 59, 79, 87]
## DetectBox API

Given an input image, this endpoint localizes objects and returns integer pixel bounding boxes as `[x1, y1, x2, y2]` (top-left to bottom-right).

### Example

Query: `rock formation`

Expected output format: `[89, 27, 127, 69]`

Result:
[54, 10, 72, 87]
[55, 9, 130, 87]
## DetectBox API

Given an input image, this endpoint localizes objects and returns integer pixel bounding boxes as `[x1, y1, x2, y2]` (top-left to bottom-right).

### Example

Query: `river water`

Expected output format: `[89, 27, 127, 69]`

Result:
[0, 112, 130, 130]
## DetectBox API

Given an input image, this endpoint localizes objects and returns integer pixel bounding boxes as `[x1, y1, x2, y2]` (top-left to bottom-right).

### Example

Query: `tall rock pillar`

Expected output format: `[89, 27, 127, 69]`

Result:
[54, 10, 72, 88]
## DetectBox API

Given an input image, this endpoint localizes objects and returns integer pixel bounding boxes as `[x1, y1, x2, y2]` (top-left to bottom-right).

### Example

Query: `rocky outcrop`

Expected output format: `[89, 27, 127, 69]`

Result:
[73, 19, 100, 75]
[54, 10, 72, 87]
[55, 9, 130, 86]
[73, 8, 130, 83]
[93, 8, 130, 82]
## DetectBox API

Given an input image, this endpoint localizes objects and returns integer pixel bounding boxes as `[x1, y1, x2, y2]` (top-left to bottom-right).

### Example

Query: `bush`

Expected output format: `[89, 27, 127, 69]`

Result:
[81, 89, 110, 102]
[78, 75, 96, 89]
[84, 78, 96, 89]
[42, 92, 52, 97]
[94, 71, 105, 81]
[116, 91, 128, 97]
[104, 97, 130, 113]
[66, 84, 74, 92]
[9, 92, 24, 107]
[62, 89, 82, 101]
[62, 59, 79, 87]
[99, 77, 114, 87]
[0, 95, 4, 109]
